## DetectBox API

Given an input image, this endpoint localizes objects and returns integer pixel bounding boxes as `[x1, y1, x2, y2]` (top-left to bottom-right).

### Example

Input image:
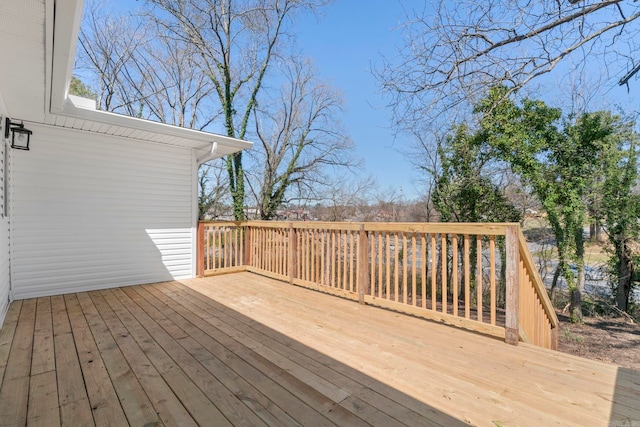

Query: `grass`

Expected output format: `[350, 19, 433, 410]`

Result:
[583, 241, 609, 264]
[562, 328, 584, 343]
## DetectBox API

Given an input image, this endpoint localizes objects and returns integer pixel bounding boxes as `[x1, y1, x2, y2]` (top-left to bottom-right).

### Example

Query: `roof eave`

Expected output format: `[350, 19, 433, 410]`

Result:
[47, 0, 252, 156]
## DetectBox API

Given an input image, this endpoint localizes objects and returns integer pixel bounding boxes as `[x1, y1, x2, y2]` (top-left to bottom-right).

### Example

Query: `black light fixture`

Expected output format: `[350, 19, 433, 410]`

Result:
[4, 117, 32, 151]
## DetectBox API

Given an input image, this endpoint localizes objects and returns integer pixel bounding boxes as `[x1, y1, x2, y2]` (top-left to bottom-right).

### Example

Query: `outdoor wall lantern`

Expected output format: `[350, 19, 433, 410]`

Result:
[4, 118, 32, 150]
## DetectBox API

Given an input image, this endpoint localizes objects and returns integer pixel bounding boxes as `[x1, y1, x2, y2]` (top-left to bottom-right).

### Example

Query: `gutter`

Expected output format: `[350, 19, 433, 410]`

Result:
[196, 142, 220, 166]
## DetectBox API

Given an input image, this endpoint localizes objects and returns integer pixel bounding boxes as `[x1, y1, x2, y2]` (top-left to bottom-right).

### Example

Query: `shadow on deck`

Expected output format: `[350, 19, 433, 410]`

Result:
[0, 271, 638, 426]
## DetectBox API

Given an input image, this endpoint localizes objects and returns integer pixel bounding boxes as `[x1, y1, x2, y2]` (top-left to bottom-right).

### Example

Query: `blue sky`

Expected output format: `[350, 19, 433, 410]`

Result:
[295, 0, 419, 198]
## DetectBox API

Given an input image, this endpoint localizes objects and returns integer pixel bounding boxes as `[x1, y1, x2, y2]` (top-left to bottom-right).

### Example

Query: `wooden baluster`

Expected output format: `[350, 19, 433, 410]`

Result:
[307, 229, 312, 282]
[490, 235, 496, 325]
[269, 229, 273, 272]
[260, 227, 264, 269]
[329, 230, 337, 288]
[320, 230, 326, 285]
[226, 227, 231, 268]
[215, 226, 219, 269]
[386, 233, 391, 300]
[244, 226, 251, 267]
[394, 233, 400, 302]
[234, 226, 238, 267]
[238, 226, 243, 267]
[342, 231, 348, 290]
[305, 229, 309, 280]
[441, 234, 447, 314]
[370, 232, 376, 293]
[357, 225, 369, 304]
[274, 229, 279, 274]
[412, 233, 417, 306]
[349, 231, 355, 292]
[431, 234, 437, 310]
[280, 228, 285, 275]
[289, 224, 296, 285]
[421, 234, 427, 309]
[452, 234, 458, 317]
[221, 227, 225, 269]
[403, 233, 408, 305]
[477, 235, 483, 322]
[378, 233, 383, 297]
[272, 229, 276, 273]
[464, 234, 470, 319]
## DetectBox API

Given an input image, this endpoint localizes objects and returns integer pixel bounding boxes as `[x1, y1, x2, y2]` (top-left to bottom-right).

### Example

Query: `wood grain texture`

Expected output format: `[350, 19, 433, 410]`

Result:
[0, 273, 636, 426]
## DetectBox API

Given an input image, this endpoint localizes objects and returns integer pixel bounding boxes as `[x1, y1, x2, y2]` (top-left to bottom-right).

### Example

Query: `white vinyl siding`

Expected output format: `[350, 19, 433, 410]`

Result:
[0, 140, 9, 325]
[10, 124, 195, 299]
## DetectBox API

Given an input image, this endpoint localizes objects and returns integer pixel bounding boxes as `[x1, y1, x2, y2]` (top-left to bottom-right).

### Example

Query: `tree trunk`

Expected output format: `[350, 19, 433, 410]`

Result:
[569, 267, 585, 322]
[616, 242, 633, 312]
[569, 287, 583, 322]
[569, 227, 586, 322]
[550, 264, 561, 303]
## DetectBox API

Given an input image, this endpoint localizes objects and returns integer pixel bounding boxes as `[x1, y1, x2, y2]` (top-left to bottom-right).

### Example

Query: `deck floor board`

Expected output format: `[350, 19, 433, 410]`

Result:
[0, 272, 638, 426]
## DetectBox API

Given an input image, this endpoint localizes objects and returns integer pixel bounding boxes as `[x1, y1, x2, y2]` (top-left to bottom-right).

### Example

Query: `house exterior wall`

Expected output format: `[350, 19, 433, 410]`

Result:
[0, 139, 10, 326]
[10, 124, 197, 299]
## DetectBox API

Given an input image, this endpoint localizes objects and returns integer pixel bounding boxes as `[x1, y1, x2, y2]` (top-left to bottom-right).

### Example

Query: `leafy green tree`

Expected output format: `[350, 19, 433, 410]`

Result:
[69, 76, 97, 100]
[433, 124, 520, 223]
[475, 87, 613, 321]
[591, 113, 640, 312]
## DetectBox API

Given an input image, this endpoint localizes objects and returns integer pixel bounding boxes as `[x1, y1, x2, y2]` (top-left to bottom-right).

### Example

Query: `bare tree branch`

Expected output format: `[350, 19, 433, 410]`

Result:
[248, 57, 358, 219]
[377, 0, 640, 125]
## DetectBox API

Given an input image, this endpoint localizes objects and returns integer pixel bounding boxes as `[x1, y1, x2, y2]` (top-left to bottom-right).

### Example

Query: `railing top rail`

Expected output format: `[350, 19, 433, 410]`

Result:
[362, 222, 513, 235]
[245, 220, 362, 231]
[200, 220, 517, 235]
[517, 228, 559, 329]
[200, 220, 246, 227]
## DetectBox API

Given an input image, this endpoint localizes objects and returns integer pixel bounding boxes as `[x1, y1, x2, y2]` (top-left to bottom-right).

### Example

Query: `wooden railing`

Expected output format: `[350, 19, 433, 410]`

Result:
[198, 221, 559, 349]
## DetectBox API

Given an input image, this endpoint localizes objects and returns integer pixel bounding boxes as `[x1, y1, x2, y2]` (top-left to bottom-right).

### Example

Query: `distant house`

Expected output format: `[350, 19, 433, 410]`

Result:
[0, 0, 251, 327]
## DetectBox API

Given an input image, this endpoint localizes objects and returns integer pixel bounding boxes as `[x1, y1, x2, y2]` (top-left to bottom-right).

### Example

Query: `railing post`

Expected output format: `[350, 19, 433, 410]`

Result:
[243, 224, 252, 267]
[197, 222, 205, 278]
[505, 225, 520, 345]
[357, 224, 369, 305]
[289, 223, 297, 285]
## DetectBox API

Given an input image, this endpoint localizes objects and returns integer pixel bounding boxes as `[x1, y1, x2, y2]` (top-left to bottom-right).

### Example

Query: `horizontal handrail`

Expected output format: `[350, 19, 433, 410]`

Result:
[198, 220, 558, 349]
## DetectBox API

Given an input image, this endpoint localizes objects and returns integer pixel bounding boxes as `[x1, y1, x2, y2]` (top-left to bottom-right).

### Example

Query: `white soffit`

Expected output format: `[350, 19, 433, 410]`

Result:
[41, 0, 251, 158]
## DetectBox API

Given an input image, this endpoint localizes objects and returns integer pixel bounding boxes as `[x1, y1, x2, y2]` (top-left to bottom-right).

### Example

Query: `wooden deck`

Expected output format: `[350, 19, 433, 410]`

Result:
[0, 272, 638, 426]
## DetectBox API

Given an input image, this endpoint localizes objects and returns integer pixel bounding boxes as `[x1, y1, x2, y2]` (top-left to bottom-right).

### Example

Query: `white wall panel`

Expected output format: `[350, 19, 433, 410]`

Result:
[10, 124, 196, 299]
[0, 140, 10, 326]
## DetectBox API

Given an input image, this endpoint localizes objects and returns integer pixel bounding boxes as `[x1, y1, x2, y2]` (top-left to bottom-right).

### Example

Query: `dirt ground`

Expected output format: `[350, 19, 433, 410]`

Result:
[557, 312, 640, 371]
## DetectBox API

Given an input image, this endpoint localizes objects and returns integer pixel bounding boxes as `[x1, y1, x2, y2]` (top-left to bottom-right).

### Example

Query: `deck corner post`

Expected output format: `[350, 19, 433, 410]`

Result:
[289, 223, 297, 285]
[357, 224, 369, 305]
[197, 222, 205, 278]
[505, 225, 520, 345]
[243, 224, 252, 268]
